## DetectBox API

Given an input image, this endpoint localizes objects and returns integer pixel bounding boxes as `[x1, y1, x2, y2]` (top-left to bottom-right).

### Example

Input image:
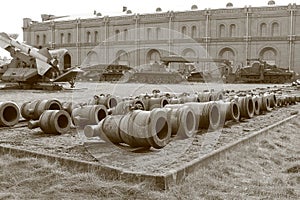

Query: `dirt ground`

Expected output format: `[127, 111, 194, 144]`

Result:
[0, 82, 299, 199]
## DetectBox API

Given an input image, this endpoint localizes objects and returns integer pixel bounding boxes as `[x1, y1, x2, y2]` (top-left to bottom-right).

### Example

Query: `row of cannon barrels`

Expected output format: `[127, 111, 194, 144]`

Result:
[1, 89, 299, 150]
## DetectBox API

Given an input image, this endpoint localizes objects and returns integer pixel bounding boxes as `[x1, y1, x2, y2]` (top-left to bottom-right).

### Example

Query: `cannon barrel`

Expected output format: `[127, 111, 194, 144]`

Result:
[71, 105, 107, 128]
[84, 108, 171, 149]
[21, 99, 62, 120]
[28, 110, 71, 134]
[0, 101, 20, 127]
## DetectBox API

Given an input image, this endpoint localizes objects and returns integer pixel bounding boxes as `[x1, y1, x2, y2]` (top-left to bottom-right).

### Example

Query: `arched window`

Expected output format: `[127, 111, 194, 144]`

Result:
[260, 23, 267, 36]
[67, 33, 72, 43]
[271, 22, 279, 36]
[43, 34, 46, 45]
[259, 47, 277, 65]
[181, 26, 187, 38]
[115, 30, 120, 41]
[219, 24, 225, 37]
[94, 31, 98, 43]
[36, 35, 40, 46]
[191, 26, 197, 38]
[124, 29, 128, 40]
[147, 49, 161, 64]
[60, 33, 64, 44]
[229, 24, 236, 37]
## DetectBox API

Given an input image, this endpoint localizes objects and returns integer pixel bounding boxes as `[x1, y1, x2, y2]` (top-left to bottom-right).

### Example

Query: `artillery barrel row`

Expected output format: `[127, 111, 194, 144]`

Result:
[0, 113, 297, 190]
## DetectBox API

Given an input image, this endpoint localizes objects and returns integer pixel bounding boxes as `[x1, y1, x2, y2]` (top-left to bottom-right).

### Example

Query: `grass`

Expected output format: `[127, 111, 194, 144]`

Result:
[0, 118, 299, 199]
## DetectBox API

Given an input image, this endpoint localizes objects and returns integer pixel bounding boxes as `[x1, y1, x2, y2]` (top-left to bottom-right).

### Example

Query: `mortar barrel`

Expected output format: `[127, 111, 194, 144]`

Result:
[90, 94, 119, 109]
[143, 96, 169, 111]
[111, 99, 145, 115]
[162, 106, 196, 139]
[217, 100, 240, 123]
[119, 109, 171, 149]
[260, 94, 272, 112]
[72, 105, 107, 128]
[237, 95, 254, 119]
[84, 115, 123, 143]
[166, 102, 221, 131]
[197, 92, 213, 102]
[0, 101, 20, 127]
[28, 110, 71, 134]
[252, 96, 261, 115]
[21, 99, 62, 120]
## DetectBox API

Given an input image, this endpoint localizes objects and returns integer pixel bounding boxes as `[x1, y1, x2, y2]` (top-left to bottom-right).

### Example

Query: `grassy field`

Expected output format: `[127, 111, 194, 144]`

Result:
[1, 117, 299, 199]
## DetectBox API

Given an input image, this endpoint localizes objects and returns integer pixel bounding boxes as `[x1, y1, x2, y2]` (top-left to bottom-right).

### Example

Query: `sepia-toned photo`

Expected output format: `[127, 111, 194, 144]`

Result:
[0, 0, 299, 199]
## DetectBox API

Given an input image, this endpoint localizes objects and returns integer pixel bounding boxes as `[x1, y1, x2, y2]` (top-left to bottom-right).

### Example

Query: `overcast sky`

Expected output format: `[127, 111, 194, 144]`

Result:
[1, 0, 300, 57]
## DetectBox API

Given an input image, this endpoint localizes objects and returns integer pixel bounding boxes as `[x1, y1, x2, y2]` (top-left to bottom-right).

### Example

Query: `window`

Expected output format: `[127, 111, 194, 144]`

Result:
[43, 34, 46, 45]
[67, 33, 72, 43]
[115, 30, 120, 41]
[87, 31, 91, 43]
[147, 28, 151, 40]
[36, 35, 40, 45]
[229, 24, 236, 37]
[94, 31, 98, 43]
[60, 33, 64, 44]
[271, 22, 279, 36]
[156, 28, 160, 40]
[124, 29, 128, 40]
[181, 26, 187, 38]
[219, 24, 225, 37]
[260, 23, 267, 36]
[191, 26, 197, 38]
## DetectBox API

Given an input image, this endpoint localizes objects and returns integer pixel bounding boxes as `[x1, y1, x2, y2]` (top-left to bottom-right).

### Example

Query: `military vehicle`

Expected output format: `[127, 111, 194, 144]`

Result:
[99, 64, 132, 81]
[127, 62, 184, 84]
[0, 32, 81, 89]
[79, 64, 132, 82]
[224, 58, 295, 84]
[161, 56, 231, 82]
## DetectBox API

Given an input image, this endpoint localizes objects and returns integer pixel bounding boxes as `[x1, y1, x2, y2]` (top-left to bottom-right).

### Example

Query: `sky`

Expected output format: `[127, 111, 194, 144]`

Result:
[1, 0, 300, 57]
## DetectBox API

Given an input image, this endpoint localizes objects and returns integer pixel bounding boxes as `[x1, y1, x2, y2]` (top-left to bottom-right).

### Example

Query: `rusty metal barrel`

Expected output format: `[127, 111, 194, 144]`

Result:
[252, 95, 261, 115]
[72, 105, 107, 127]
[260, 93, 272, 112]
[277, 96, 287, 107]
[0, 101, 20, 127]
[197, 92, 213, 102]
[179, 94, 199, 103]
[237, 95, 254, 119]
[211, 91, 224, 101]
[142, 96, 169, 111]
[61, 101, 74, 116]
[89, 94, 119, 109]
[21, 99, 62, 120]
[217, 100, 240, 123]
[28, 110, 71, 134]
[268, 93, 277, 108]
[110, 99, 145, 115]
[84, 108, 171, 149]
[162, 106, 196, 138]
[169, 97, 182, 104]
[166, 102, 221, 131]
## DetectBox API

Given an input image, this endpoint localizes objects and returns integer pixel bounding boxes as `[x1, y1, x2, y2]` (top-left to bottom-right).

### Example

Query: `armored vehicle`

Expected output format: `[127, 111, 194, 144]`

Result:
[224, 59, 295, 84]
[127, 62, 184, 84]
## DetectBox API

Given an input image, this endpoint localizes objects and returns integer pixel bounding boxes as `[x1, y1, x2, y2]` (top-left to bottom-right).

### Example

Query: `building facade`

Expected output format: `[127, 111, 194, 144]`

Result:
[23, 3, 300, 73]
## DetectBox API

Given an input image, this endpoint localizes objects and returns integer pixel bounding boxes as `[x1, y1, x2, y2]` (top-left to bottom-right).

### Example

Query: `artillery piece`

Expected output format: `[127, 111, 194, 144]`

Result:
[0, 32, 82, 89]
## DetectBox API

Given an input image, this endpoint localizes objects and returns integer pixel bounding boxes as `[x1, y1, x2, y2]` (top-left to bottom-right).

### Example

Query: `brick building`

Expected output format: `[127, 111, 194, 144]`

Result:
[23, 2, 300, 73]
